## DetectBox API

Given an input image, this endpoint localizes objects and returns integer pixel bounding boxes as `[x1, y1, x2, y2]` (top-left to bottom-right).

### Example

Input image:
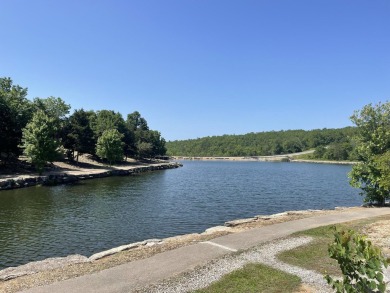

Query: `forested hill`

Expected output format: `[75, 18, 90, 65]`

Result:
[166, 127, 358, 159]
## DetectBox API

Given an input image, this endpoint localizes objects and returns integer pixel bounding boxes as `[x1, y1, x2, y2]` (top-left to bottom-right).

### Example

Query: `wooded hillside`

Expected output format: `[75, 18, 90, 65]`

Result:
[166, 127, 358, 160]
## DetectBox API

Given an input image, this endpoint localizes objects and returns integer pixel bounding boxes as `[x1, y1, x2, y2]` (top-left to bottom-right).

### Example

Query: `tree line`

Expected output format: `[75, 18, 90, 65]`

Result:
[0, 77, 166, 173]
[166, 127, 358, 160]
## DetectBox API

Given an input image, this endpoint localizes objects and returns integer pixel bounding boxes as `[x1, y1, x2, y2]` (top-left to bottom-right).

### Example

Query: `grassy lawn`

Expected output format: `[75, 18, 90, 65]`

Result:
[278, 215, 390, 276]
[278, 225, 342, 276]
[194, 263, 301, 293]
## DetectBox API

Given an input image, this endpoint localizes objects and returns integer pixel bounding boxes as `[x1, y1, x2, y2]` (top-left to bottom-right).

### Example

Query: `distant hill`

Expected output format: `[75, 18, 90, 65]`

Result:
[166, 127, 358, 158]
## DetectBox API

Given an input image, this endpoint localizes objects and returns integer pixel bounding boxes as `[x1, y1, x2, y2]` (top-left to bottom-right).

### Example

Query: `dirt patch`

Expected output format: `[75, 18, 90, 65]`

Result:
[294, 284, 316, 293]
[362, 219, 390, 256]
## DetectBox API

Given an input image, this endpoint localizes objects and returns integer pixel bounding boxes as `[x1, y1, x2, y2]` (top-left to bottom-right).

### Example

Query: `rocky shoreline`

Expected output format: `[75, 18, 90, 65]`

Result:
[0, 162, 182, 191]
[0, 207, 355, 282]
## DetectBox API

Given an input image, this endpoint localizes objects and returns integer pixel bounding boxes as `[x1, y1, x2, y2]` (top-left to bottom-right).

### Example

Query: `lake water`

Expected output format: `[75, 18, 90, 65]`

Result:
[0, 161, 361, 269]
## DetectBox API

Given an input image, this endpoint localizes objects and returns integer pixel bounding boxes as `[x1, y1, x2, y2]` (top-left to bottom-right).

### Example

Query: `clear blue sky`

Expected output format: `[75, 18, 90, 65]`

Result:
[1, 1, 389, 141]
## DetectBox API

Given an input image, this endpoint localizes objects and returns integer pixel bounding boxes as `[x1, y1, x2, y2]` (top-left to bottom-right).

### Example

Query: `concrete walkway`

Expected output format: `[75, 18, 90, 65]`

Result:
[22, 207, 390, 293]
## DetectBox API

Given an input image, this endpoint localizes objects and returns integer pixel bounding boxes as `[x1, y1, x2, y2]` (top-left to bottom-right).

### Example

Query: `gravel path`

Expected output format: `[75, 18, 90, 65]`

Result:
[139, 237, 333, 293]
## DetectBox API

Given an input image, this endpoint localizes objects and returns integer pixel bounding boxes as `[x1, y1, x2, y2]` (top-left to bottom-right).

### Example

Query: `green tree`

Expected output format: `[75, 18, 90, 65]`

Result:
[91, 110, 126, 138]
[127, 111, 149, 132]
[0, 77, 32, 160]
[373, 151, 390, 192]
[96, 129, 124, 165]
[136, 141, 153, 158]
[313, 145, 326, 159]
[126, 111, 167, 158]
[33, 97, 70, 123]
[349, 102, 390, 205]
[90, 110, 135, 158]
[61, 109, 95, 160]
[21, 110, 60, 174]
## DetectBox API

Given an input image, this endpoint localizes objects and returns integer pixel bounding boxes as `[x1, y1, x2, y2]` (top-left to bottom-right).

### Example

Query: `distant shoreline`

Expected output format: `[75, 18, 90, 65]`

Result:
[172, 156, 357, 165]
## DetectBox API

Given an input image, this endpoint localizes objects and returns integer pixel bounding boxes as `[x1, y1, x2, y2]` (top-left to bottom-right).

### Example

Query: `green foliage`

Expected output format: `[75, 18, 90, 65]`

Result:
[349, 102, 390, 204]
[136, 142, 153, 158]
[61, 109, 96, 160]
[90, 110, 137, 158]
[166, 127, 358, 157]
[374, 151, 390, 191]
[127, 111, 149, 132]
[0, 77, 32, 159]
[21, 111, 60, 174]
[127, 112, 166, 158]
[325, 228, 388, 293]
[96, 129, 124, 165]
[33, 97, 70, 122]
[0, 77, 167, 166]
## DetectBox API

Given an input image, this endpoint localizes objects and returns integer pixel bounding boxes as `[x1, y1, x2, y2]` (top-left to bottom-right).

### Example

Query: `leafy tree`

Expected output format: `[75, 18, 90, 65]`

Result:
[373, 151, 390, 192]
[313, 145, 327, 158]
[349, 102, 390, 205]
[91, 110, 126, 138]
[325, 228, 388, 293]
[0, 77, 32, 159]
[61, 109, 95, 160]
[127, 111, 149, 132]
[126, 111, 166, 158]
[33, 97, 70, 122]
[96, 129, 124, 165]
[136, 142, 153, 158]
[21, 110, 60, 174]
[0, 96, 16, 160]
[90, 110, 135, 158]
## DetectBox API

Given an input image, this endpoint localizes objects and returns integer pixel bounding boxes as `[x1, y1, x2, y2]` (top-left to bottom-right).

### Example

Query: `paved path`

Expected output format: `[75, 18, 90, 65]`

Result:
[22, 207, 390, 293]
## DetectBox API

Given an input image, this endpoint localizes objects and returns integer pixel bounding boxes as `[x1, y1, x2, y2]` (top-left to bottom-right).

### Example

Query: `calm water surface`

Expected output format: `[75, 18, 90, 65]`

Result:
[0, 161, 361, 269]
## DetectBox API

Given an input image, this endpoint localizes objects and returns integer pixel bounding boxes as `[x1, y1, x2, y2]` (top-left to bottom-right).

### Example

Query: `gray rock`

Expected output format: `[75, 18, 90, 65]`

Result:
[0, 255, 88, 281]
[224, 218, 257, 227]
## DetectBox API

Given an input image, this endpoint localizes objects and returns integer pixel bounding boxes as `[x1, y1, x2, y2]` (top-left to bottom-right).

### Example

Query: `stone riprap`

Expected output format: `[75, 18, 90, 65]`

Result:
[0, 162, 182, 191]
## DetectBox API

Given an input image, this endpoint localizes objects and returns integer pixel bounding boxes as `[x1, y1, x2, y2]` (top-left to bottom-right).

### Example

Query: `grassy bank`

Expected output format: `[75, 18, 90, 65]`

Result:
[195, 263, 301, 293]
[196, 215, 390, 292]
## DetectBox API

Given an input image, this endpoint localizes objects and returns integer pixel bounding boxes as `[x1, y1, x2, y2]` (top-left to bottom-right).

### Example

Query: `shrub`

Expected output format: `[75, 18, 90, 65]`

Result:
[325, 228, 388, 292]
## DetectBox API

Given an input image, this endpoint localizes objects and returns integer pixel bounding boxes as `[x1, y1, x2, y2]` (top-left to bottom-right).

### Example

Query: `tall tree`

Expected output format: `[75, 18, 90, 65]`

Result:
[126, 111, 167, 158]
[33, 97, 70, 121]
[127, 111, 149, 132]
[61, 109, 95, 160]
[90, 110, 135, 158]
[349, 102, 390, 205]
[96, 129, 124, 165]
[90, 110, 126, 138]
[21, 110, 59, 174]
[0, 77, 32, 159]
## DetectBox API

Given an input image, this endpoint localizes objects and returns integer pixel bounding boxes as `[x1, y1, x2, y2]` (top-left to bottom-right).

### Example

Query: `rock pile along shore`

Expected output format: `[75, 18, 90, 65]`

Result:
[0, 162, 182, 191]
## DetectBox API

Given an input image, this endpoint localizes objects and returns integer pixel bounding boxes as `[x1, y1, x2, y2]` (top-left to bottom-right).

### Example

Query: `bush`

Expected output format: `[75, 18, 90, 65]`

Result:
[325, 228, 388, 293]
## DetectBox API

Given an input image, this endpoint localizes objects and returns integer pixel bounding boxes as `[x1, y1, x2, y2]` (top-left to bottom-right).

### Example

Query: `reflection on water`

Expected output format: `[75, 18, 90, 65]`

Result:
[0, 161, 361, 269]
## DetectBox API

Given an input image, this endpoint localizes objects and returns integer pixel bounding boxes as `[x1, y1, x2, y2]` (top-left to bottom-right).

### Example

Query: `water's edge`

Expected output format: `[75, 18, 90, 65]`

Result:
[0, 162, 182, 191]
[0, 206, 357, 281]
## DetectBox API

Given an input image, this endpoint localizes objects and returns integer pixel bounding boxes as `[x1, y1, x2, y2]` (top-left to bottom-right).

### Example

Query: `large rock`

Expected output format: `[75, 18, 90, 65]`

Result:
[225, 217, 257, 227]
[0, 255, 88, 281]
[88, 239, 162, 261]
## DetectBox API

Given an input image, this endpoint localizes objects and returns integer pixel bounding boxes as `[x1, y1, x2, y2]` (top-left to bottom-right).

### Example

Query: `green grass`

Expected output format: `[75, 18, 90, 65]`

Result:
[278, 215, 390, 276]
[194, 263, 301, 293]
[195, 215, 390, 293]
